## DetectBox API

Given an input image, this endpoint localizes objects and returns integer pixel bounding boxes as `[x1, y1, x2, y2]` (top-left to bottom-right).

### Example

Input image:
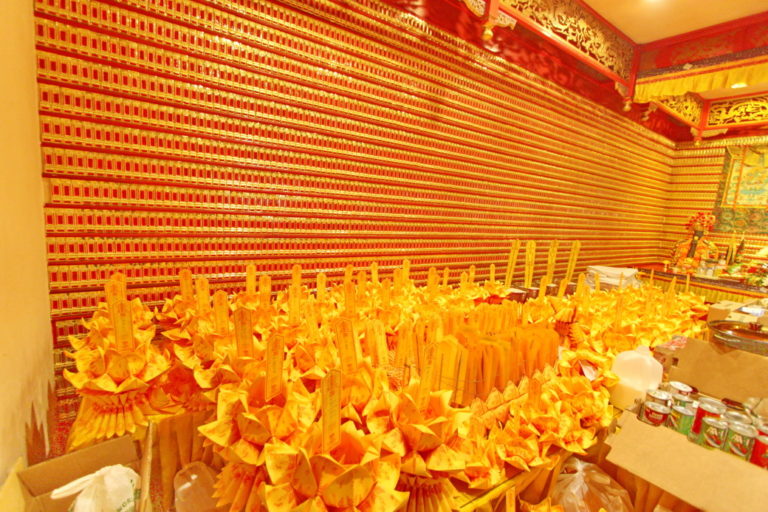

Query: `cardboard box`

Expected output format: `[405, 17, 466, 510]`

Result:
[668, 337, 768, 403]
[17, 437, 140, 512]
[607, 414, 768, 512]
[606, 336, 768, 512]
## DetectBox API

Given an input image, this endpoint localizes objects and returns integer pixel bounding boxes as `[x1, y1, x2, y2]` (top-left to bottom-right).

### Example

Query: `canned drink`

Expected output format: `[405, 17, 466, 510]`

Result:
[699, 417, 728, 449]
[723, 410, 752, 426]
[750, 435, 768, 468]
[646, 389, 672, 406]
[756, 421, 768, 437]
[692, 398, 726, 435]
[671, 393, 693, 409]
[669, 381, 693, 396]
[724, 422, 758, 460]
[642, 401, 670, 426]
[666, 405, 694, 435]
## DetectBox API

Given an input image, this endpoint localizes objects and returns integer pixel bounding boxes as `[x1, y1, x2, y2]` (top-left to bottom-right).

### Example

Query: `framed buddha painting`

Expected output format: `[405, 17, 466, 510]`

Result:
[713, 144, 768, 234]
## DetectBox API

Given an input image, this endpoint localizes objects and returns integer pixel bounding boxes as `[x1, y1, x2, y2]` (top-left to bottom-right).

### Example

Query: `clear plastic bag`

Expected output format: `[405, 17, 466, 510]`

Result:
[50, 464, 139, 512]
[551, 459, 632, 512]
[174, 462, 220, 512]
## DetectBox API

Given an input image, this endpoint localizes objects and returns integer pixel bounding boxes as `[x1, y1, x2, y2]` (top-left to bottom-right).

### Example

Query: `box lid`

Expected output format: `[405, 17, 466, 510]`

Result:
[607, 413, 768, 512]
[17, 436, 139, 497]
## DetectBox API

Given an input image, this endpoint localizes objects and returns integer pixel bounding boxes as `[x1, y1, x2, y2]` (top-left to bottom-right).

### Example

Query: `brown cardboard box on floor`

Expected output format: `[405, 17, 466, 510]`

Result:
[606, 336, 768, 512]
[17, 436, 140, 512]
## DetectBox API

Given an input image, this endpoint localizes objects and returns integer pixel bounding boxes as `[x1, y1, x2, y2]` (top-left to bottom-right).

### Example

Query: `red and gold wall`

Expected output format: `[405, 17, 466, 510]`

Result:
[35, 0, 678, 422]
[664, 135, 768, 260]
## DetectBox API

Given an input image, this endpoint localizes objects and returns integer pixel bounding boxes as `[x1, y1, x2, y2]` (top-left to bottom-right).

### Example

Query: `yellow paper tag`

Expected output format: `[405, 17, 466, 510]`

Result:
[370, 262, 379, 285]
[288, 285, 300, 325]
[111, 272, 127, 300]
[418, 343, 437, 410]
[265, 333, 285, 401]
[442, 267, 450, 287]
[233, 308, 254, 358]
[322, 369, 341, 453]
[245, 264, 257, 295]
[104, 281, 121, 317]
[381, 278, 392, 309]
[291, 264, 302, 289]
[213, 290, 229, 333]
[179, 269, 194, 300]
[468, 265, 476, 284]
[344, 280, 356, 316]
[505, 239, 520, 288]
[305, 297, 320, 341]
[316, 272, 327, 301]
[113, 299, 134, 352]
[506, 487, 516, 512]
[394, 318, 411, 368]
[367, 320, 388, 368]
[196, 277, 211, 314]
[402, 258, 410, 283]
[259, 275, 271, 308]
[489, 263, 496, 283]
[427, 267, 438, 294]
[335, 317, 358, 374]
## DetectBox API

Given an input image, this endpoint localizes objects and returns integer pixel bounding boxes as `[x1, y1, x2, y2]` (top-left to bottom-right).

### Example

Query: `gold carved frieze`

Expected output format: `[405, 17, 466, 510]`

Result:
[497, 0, 634, 79]
[657, 93, 703, 126]
[708, 95, 768, 127]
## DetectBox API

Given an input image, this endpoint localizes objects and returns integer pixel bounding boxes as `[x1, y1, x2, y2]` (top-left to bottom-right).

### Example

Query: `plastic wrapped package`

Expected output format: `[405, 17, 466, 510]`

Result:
[50, 465, 140, 512]
[551, 459, 632, 512]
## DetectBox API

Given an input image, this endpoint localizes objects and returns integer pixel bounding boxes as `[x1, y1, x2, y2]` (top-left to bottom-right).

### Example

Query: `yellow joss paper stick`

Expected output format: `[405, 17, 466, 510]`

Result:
[179, 269, 193, 300]
[258, 275, 271, 308]
[381, 278, 392, 309]
[524, 240, 536, 288]
[245, 264, 257, 295]
[460, 271, 469, 291]
[104, 280, 122, 320]
[393, 268, 403, 294]
[685, 274, 690, 293]
[265, 332, 285, 401]
[402, 259, 411, 284]
[370, 261, 379, 285]
[316, 272, 327, 301]
[564, 240, 581, 284]
[489, 263, 496, 283]
[442, 267, 450, 287]
[468, 265, 476, 284]
[195, 277, 211, 314]
[576, 273, 586, 297]
[538, 275, 550, 298]
[288, 284, 300, 325]
[504, 239, 521, 288]
[344, 279, 356, 316]
[649, 269, 655, 287]
[545, 240, 559, 282]
[557, 279, 567, 298]
[344, 264, 354, 286]
[427, 267, 438, 294]
[357, 270, 367, 293]
[291, 264, 302, 289]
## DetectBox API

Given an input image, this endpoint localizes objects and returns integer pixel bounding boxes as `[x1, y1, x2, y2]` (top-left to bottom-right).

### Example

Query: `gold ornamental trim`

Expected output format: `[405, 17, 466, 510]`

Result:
[708, 95, 768, 127]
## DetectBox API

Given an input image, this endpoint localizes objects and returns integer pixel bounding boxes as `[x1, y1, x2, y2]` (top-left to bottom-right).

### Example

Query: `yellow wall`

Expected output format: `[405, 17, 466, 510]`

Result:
[0, 0, 54, 490]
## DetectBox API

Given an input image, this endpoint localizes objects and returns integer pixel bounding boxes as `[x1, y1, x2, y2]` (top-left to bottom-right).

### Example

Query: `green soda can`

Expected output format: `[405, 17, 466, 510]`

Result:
[724, 422, 758, 460]
[699, 417, 728, 449]
[672, 393, 693, 409]
[666, 405, 694, 435]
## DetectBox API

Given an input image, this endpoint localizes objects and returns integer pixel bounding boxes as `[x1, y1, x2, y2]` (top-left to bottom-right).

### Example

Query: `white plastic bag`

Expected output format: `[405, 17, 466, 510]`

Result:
[551, 459, 632, 512]
[50, 464, 140, 512]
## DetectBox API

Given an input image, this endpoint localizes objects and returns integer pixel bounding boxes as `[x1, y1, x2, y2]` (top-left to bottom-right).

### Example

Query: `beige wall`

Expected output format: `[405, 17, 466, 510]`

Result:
[0, 0, 54, 488]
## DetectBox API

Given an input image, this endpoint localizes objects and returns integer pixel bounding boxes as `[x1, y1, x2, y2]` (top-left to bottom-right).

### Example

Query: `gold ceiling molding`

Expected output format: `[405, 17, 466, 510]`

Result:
[500, 0, 633, 79]
[708, 94, 768, 127]
[657, 93, 703, 126]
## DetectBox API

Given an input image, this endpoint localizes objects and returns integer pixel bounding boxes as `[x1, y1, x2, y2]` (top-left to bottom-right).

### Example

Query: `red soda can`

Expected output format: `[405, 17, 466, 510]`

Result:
[750, 435, 768, 468]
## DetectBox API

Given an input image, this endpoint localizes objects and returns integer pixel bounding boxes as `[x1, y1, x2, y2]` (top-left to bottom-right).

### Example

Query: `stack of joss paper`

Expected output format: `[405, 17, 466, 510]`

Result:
[63, 256, 706, 511]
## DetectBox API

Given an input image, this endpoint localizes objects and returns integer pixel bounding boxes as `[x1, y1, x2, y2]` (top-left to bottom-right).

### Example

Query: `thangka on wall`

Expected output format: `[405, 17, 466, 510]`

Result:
[713, 144, 768, 234]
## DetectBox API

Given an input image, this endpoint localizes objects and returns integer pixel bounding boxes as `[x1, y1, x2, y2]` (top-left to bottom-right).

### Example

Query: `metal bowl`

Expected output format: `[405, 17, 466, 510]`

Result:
[708, 320, 768, 356]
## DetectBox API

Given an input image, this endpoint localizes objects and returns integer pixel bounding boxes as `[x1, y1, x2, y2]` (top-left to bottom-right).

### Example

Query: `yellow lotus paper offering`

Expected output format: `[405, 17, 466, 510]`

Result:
[62, 260, 709, 510]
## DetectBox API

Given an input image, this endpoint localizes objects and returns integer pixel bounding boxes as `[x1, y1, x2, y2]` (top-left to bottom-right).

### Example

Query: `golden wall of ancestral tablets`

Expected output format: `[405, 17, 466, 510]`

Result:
[34, 0, 677, 420]
[663, 136, 768, 261]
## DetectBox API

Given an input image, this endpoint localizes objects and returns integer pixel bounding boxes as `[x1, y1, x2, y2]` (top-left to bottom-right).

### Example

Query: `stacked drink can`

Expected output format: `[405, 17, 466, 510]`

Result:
[636, 380, 768, 469]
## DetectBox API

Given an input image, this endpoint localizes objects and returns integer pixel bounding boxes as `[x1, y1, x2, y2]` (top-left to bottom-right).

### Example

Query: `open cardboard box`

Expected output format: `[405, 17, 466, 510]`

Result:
[17, 436, 140, 512]
[606, 337, 768, 512]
